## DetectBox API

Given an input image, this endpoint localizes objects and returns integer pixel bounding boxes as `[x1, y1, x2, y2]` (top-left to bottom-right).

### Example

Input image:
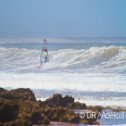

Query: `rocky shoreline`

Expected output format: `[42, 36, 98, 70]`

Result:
[0, 87, 117, 125]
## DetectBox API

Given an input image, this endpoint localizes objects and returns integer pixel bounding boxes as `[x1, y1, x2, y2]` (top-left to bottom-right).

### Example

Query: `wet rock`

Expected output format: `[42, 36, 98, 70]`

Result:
[10, 88, 36, 101]
[67, 102, 86, 109]
[44, 94, 74, 107]
[0, 88, 49, 125]
[62, 95, 74, 107]
[0, 88, 7, 93]
[31, 112, 49, 125]
[0, 118, 32, 126]
[0, 100, 19, 122]
[45, 94, 62, 106]
[0, 88, 36, 101]
[18, 101, 50, 125]
[41, 106, 80, 123]
[0, 87, 101, 125]
[0, 88, 15, 100]
[62, 111, 80, 123]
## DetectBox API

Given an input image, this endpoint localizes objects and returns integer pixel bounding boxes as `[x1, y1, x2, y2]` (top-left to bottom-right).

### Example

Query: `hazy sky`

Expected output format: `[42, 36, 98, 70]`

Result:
[0, 0, 126, 38]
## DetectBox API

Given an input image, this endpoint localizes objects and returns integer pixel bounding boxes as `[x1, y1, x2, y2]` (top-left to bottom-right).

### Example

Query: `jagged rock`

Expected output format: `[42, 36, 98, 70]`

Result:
[67, 102, 86, 109]
[67, 114, 80, 123]
[41, 106, 80, 123]
[31, 112, 49, 125]
[0, 88, 14, 100]
[0, 87, 101, 125]
[0, 118, 32, 126]
[62, 95, 74, 107]
[0, 87, 49, 125]
[18, 101, 50, 125]
[44, 94, 74, 107]
[0, 88, 36, 101]
[0, 92, 15, 100]
[0, 100, 19, 122]
[62, 111, 80, 123]
[10, 88, 36, 101]
[45, 94, 62, 106]
[0, 88, 7, 93]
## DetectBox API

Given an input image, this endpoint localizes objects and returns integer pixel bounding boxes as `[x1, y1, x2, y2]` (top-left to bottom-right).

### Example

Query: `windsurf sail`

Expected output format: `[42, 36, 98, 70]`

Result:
[40, 38, 49, 64]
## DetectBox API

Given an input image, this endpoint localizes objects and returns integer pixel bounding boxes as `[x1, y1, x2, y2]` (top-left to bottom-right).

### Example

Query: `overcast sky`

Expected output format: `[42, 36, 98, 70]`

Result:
[0, 0, 126, 38]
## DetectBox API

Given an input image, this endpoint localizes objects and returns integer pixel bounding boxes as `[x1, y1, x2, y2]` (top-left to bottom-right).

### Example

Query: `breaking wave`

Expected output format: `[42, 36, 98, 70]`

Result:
[0, 46, 126, 73]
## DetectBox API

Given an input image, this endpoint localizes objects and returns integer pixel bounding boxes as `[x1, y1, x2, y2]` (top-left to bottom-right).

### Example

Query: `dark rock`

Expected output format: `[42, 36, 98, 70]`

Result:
[67, 102, 86, 109]
[0, 88, 36, 101]
[18, 101, 50, 125]
[45, 94, 74, 107]
[0, 87, 50, 125]
[0, 87, 100, 125]
[0, 88, 15, 100]
[62, 95, 74, 107]
[0, 92, 15, 100]
[68, 115, 80, 123]
[42, 117, 50, 125]
[0, 118, 32, 126]
[87, 105, 103, 111]
[15, 118, 32, 126]
[10, 88, 36, 101]
[0, 88, 7, 93]
[41, 106, 80, 123]
[31, 112, 40, 123]
[45, 94, 62, 106]
[62, 111, 80, 123]
[0, 100, 19, 122]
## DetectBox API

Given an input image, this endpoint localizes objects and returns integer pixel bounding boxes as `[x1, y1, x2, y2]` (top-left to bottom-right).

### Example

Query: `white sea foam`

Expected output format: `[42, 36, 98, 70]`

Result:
[0, 46, 126, 73]
[0, 72, 126, 92]
[0, 46, 126, 107]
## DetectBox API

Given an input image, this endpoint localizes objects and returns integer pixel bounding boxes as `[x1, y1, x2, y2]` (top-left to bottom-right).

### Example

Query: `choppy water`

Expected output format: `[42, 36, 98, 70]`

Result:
[0, 41, 126, 112]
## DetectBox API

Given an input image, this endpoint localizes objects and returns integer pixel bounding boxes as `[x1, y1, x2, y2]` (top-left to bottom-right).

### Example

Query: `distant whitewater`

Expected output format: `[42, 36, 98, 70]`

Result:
[0, 42, 126, 107]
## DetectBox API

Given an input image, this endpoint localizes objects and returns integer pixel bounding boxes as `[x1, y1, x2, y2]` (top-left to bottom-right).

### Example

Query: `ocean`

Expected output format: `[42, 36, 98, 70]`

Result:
[0, 41, 126, 108]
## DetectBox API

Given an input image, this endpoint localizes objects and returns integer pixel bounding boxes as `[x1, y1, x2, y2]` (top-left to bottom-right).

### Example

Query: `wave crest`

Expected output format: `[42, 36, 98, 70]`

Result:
[0, 46, 126, 73]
